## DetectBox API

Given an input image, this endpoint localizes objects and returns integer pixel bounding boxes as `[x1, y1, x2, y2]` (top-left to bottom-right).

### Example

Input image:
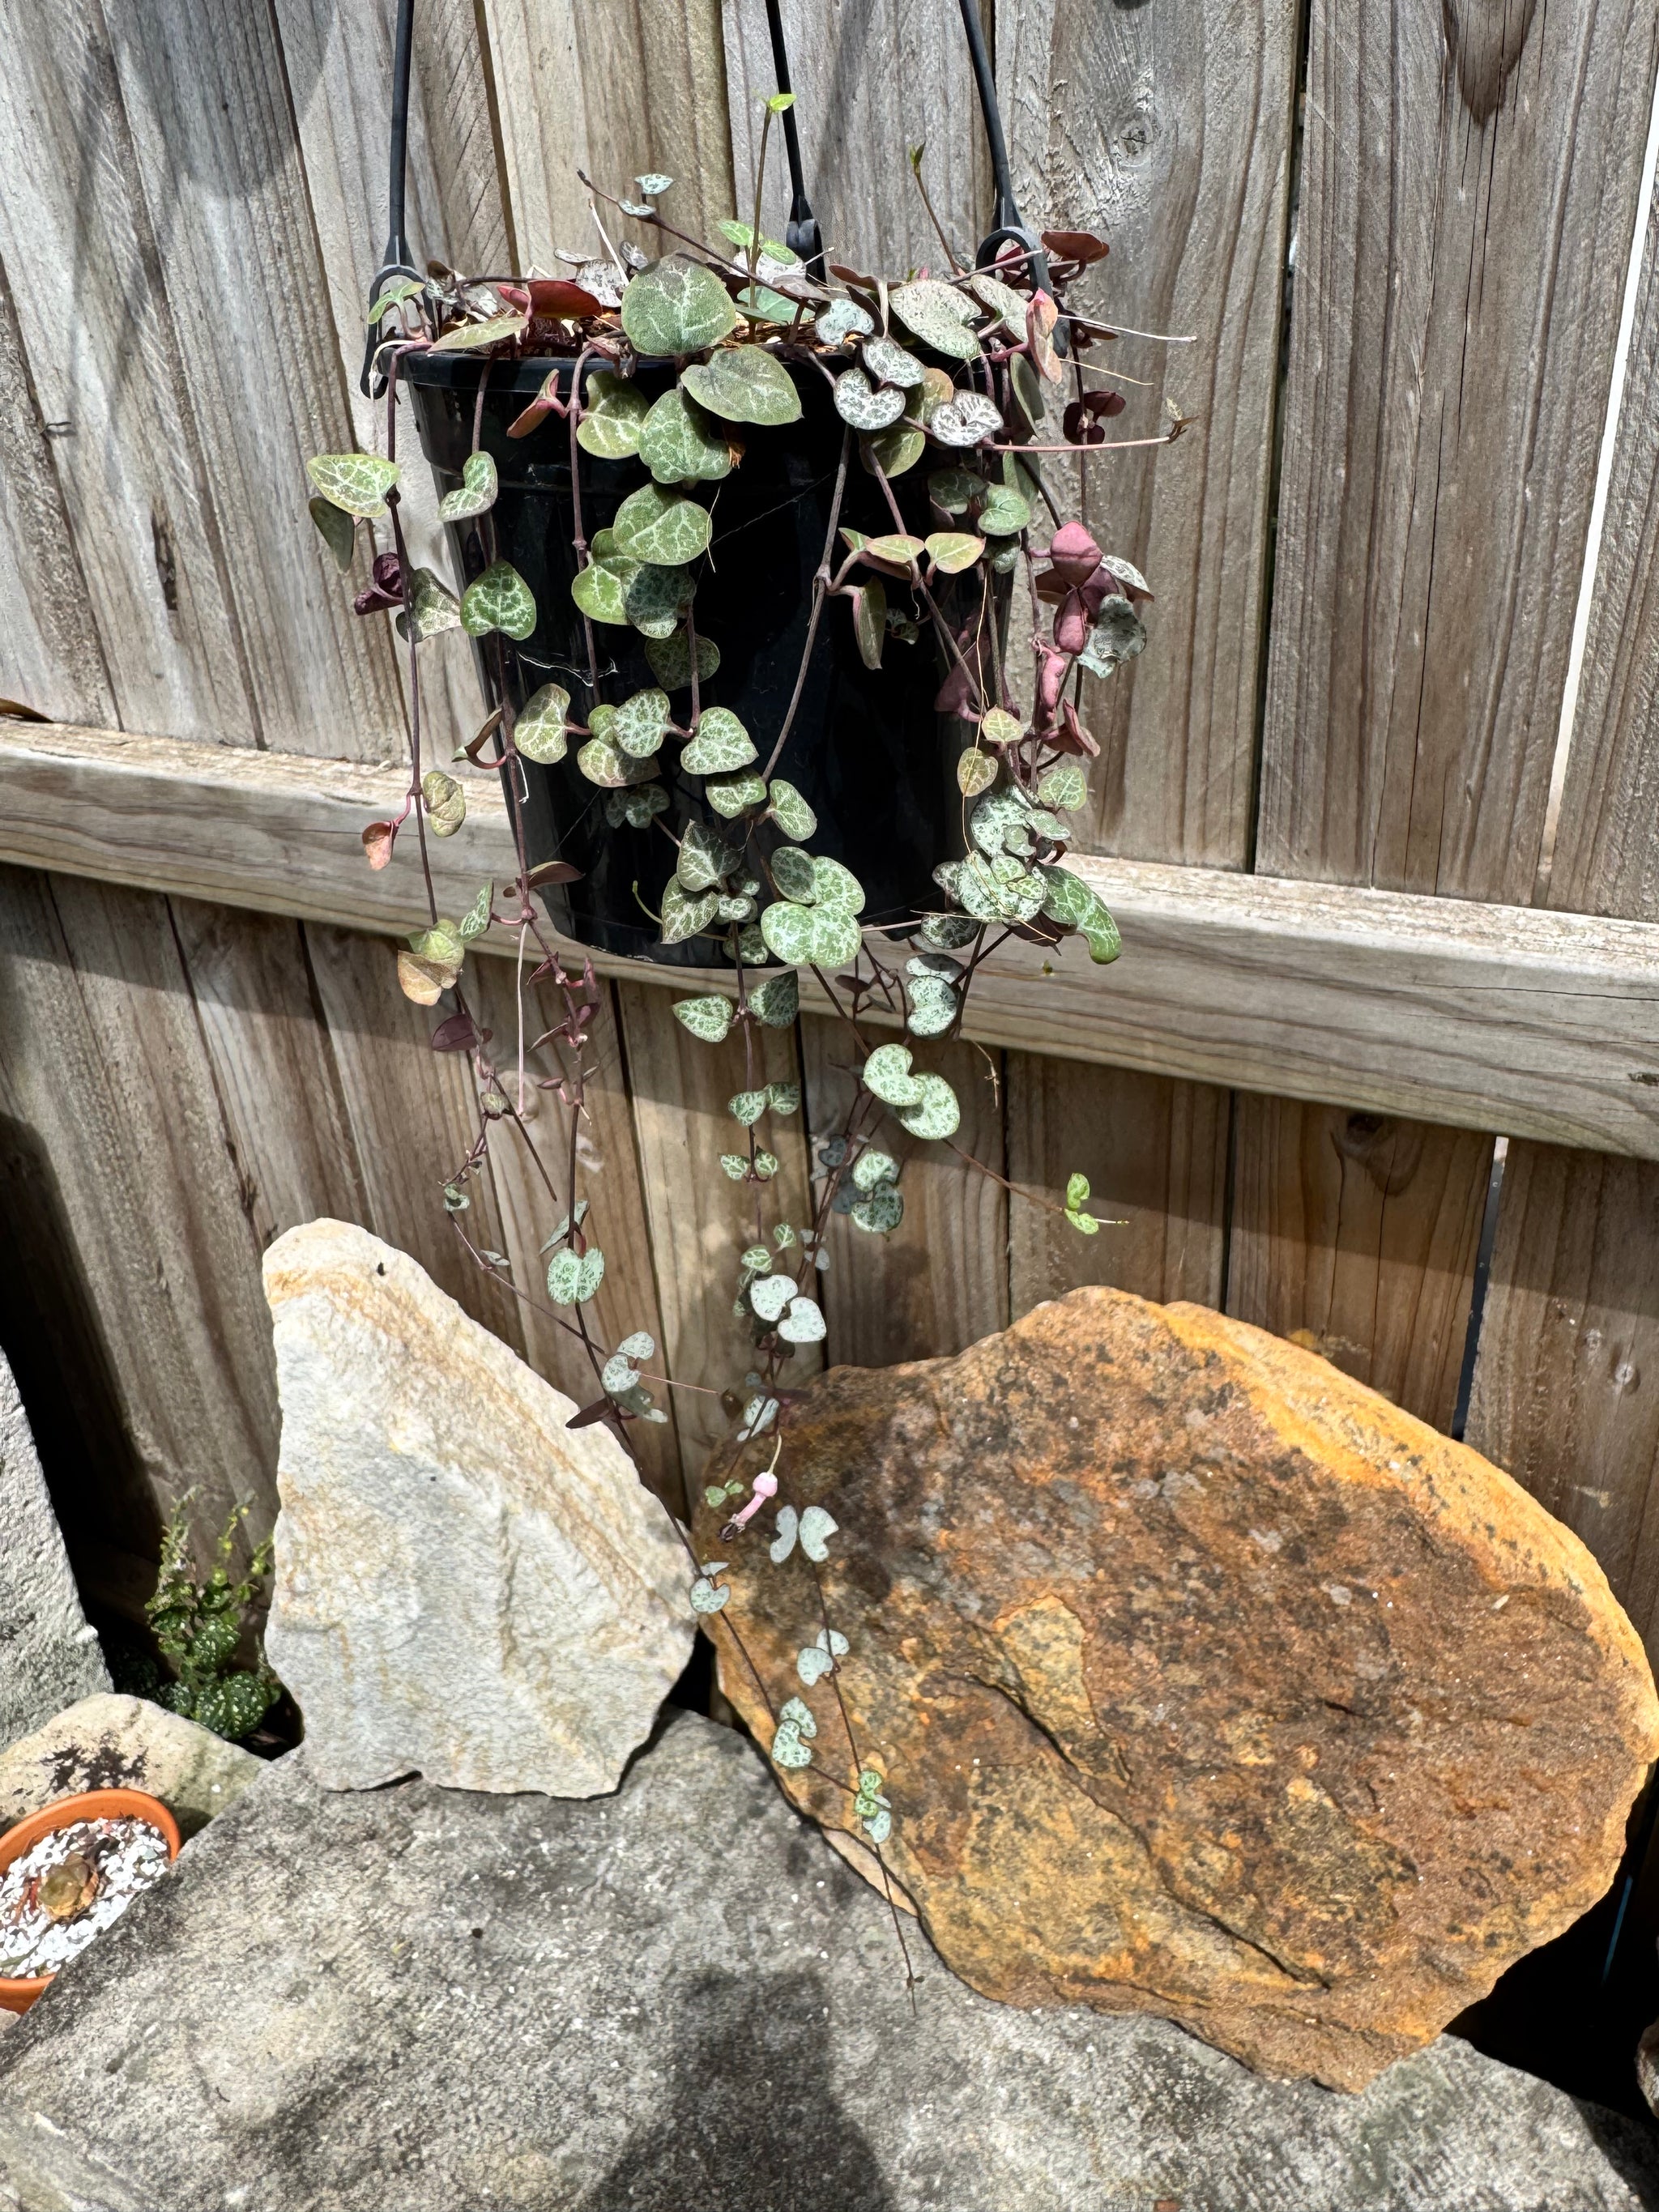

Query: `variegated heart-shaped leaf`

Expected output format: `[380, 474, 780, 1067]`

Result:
[660, 879, 720, 944]
[578, 734, 658, 788]
[437, 450, 497, 521]
[890, 279, 982, 361]
[620, 256, 738, 356]
[576, 371, 649, 458]
[896, 1072, 961, 1141]
[394, 567, 461, 641]
[514, 683, 570, 764]
[571, 531, 641, 625]
[767, 779, 816, 841]
[612, 484, 714, 567]
[307, 451, 399, 518]
[834, 367, 906, 432]
[613, 687, 672, 757]
[705, 769, 768, 816]
[646, 627, 721, 688]
[929, 392, 1003, 449]
[681, 345, 802, 425]
[1037, 863, 1121, 962]
[677, 818, 742, 892]
[461, 560, 537, 640]
[308, 494, 356, 571]
[638, 385, 734, 484]
[681, 705, 756, 774]
[672, 994, 733, 1042]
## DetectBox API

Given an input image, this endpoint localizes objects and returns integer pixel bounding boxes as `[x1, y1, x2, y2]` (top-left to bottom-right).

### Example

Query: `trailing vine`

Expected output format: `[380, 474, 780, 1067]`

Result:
[301, 113, 1183, 1950]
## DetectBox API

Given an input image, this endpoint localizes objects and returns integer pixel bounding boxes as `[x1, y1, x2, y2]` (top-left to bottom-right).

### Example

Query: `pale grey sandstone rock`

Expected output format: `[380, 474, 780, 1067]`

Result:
[0, 1713, 1653, 2212]
[262, 1220, 693, 1796]
[0, 1351, 107, 1748]
[0, 1694, 260, 1840]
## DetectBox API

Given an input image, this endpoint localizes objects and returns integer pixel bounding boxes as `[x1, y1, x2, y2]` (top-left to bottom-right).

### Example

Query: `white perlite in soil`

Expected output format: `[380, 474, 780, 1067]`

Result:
[0, 1817, 170, 1979]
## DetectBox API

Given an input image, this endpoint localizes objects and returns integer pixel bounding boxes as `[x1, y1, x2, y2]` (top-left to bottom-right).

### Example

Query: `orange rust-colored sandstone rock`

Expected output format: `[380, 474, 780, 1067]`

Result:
[696, 1289, 1659, 2090]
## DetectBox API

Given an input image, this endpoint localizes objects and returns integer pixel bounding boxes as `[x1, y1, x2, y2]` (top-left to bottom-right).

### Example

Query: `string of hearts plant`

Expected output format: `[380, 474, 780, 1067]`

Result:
[301, 102, 1186, 1976]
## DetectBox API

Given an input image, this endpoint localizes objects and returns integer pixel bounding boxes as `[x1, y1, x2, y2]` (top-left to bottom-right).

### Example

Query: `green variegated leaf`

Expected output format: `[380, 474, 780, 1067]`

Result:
[1037, 863, 1122, 962]
[681, 705, 756, 774]
[308, 494, 356, 571]
[906, 972, 959, 1036]
[571, 531, 640, 625]
[437, 450, 498, 521]
[749, 1269, 796, 1320]
[660, 879, 720, 944]
[395, 567, 462, 641]
[1037, 761, 1089, 812]
[834, 367, 906, 432]
[604, 783, 672, 829]
[623, 561, 695, 639]
[461, 560, 537, 640]
[890, 279, 982, 361]
[797, 1505, 837, 1558]
[672, 994, 733, 1042]
[770, 1716, 813, 1769]
[852, 1148, 898, 1191]
[547, 1245, 605, 1304]
[457, 884, 493, 940]
[612, 484, 713, 566]
[307, 451, 399, 518]
[718, 893, 756, 922]
[576, 371, 650, 459]
[778, 1294, 826, 1344]
[421, 769, 466, 837]
[748, 970, 799, 1026]
[980, 705, 1024, 746]
[1102, 554, 1153, 598]
[767, 1080, 800, 1115]
[1009, 353, 1047, 429]
[731, 1090, 771, 1131]
[767, 779, 816, 840]
[958, 850, 1047, 924]
[970, 786, 1038, 859]
[677, 819, 742, 892]
[861, 334, 924, 388]
[814, 298, 875, 345]
[719, 1153, 749, 1180]
[638, 386, 733, 484]
[514, 683, 571, 764]
[810, 856, 865, 915]
[735, 283, 800, 323]
[864, 532, 925, 566]
[577, 734, 657, 788]
[705, 769, 768, 816]
[1079, 595, 1149, 679]
[613, 687, 672, 757]
[927, 466, 982, 514]
[770, 845, 817, 904]
[968, 271, 1030, 336]
[864, 1043, 923, 1106]
[862, 422, 927, 478]
[431, 310, 527, 352]
[759, 900, 862, 967]
[957, 748, 997, 796]
[646, 628, 721, 688]
[896, 1071, 960, 1141]
[1066, 1172, 1091, 1211]
[851, 579, 886, 669]
[978, 483, 1030, 535]
[926, 531, 983, 573]
[929, 392, 1003, 448]
[753, 1149, 780, 1180]
[681, 345, 801, 425]
[851, 1185, 904, 1234]
[620, 256, 738, 356]
[367, 275, 423, 322]
[919, 911, 979, 949]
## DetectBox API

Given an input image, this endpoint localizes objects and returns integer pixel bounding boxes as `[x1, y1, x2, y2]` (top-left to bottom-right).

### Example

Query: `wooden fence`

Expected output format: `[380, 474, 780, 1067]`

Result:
[3, 0, 1659, 1660]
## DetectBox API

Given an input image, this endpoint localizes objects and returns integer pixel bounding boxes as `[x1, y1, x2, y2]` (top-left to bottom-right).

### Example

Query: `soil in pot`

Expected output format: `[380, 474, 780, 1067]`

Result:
[406, 351, 993, 965]
[0, 1791, 180, 2011]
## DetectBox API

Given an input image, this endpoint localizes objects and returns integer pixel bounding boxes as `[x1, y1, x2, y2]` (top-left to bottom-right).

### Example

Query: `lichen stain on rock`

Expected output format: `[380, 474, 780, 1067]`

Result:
[697, 1286, 1659, 2090]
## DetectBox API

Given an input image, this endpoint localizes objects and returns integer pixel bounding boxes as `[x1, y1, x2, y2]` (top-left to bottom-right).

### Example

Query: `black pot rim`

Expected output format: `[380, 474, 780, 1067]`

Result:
[401, 347, 833, 396]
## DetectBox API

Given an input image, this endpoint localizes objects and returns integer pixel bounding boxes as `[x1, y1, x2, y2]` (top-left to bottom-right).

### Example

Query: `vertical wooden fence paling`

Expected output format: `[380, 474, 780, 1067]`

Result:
[1, 0, 1658, 1632]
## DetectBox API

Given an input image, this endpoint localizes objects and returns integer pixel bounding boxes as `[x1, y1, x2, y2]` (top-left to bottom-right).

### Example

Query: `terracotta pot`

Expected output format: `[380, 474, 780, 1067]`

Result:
[0, 1788, 181, 2014]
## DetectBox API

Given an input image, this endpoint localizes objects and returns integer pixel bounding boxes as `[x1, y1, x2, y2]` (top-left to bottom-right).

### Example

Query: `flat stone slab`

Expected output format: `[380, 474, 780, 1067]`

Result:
[0, 1351, 106, 1746]
[0, 1695, 261, 1840]
[0, 1715, 1653, 2212]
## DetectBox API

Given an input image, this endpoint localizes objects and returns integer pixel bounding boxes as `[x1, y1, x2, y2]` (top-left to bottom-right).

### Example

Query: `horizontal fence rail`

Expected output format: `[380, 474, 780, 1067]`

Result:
[6, 718, 1659, 1157]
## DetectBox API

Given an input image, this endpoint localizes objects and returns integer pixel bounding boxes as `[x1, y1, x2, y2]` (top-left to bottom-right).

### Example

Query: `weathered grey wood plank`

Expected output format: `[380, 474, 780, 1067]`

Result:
[15, 719, 1659, 1156]
[1542, 181, 1659, 922]
[582, 0, 735, 250]
[1257, 0, 1659, 902]
[722, 0, 988, 275]
[1000, 0, 1295, 867]
[0, 865, 281, 1559]
[100, 0, 408, 757]
[1004, 1059, 1229, 1315]
[272, 0, 514, 767]
[1468, 1148, 1659, 1660]
[1226, 1098, 1490, 1430]
[0, 0, 255, 744]
[478, 0, 594, 269]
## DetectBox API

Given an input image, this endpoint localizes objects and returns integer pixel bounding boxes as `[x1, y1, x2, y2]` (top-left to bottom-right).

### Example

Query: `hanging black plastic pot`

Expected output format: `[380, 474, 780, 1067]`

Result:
[407, 350, 988, 965]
